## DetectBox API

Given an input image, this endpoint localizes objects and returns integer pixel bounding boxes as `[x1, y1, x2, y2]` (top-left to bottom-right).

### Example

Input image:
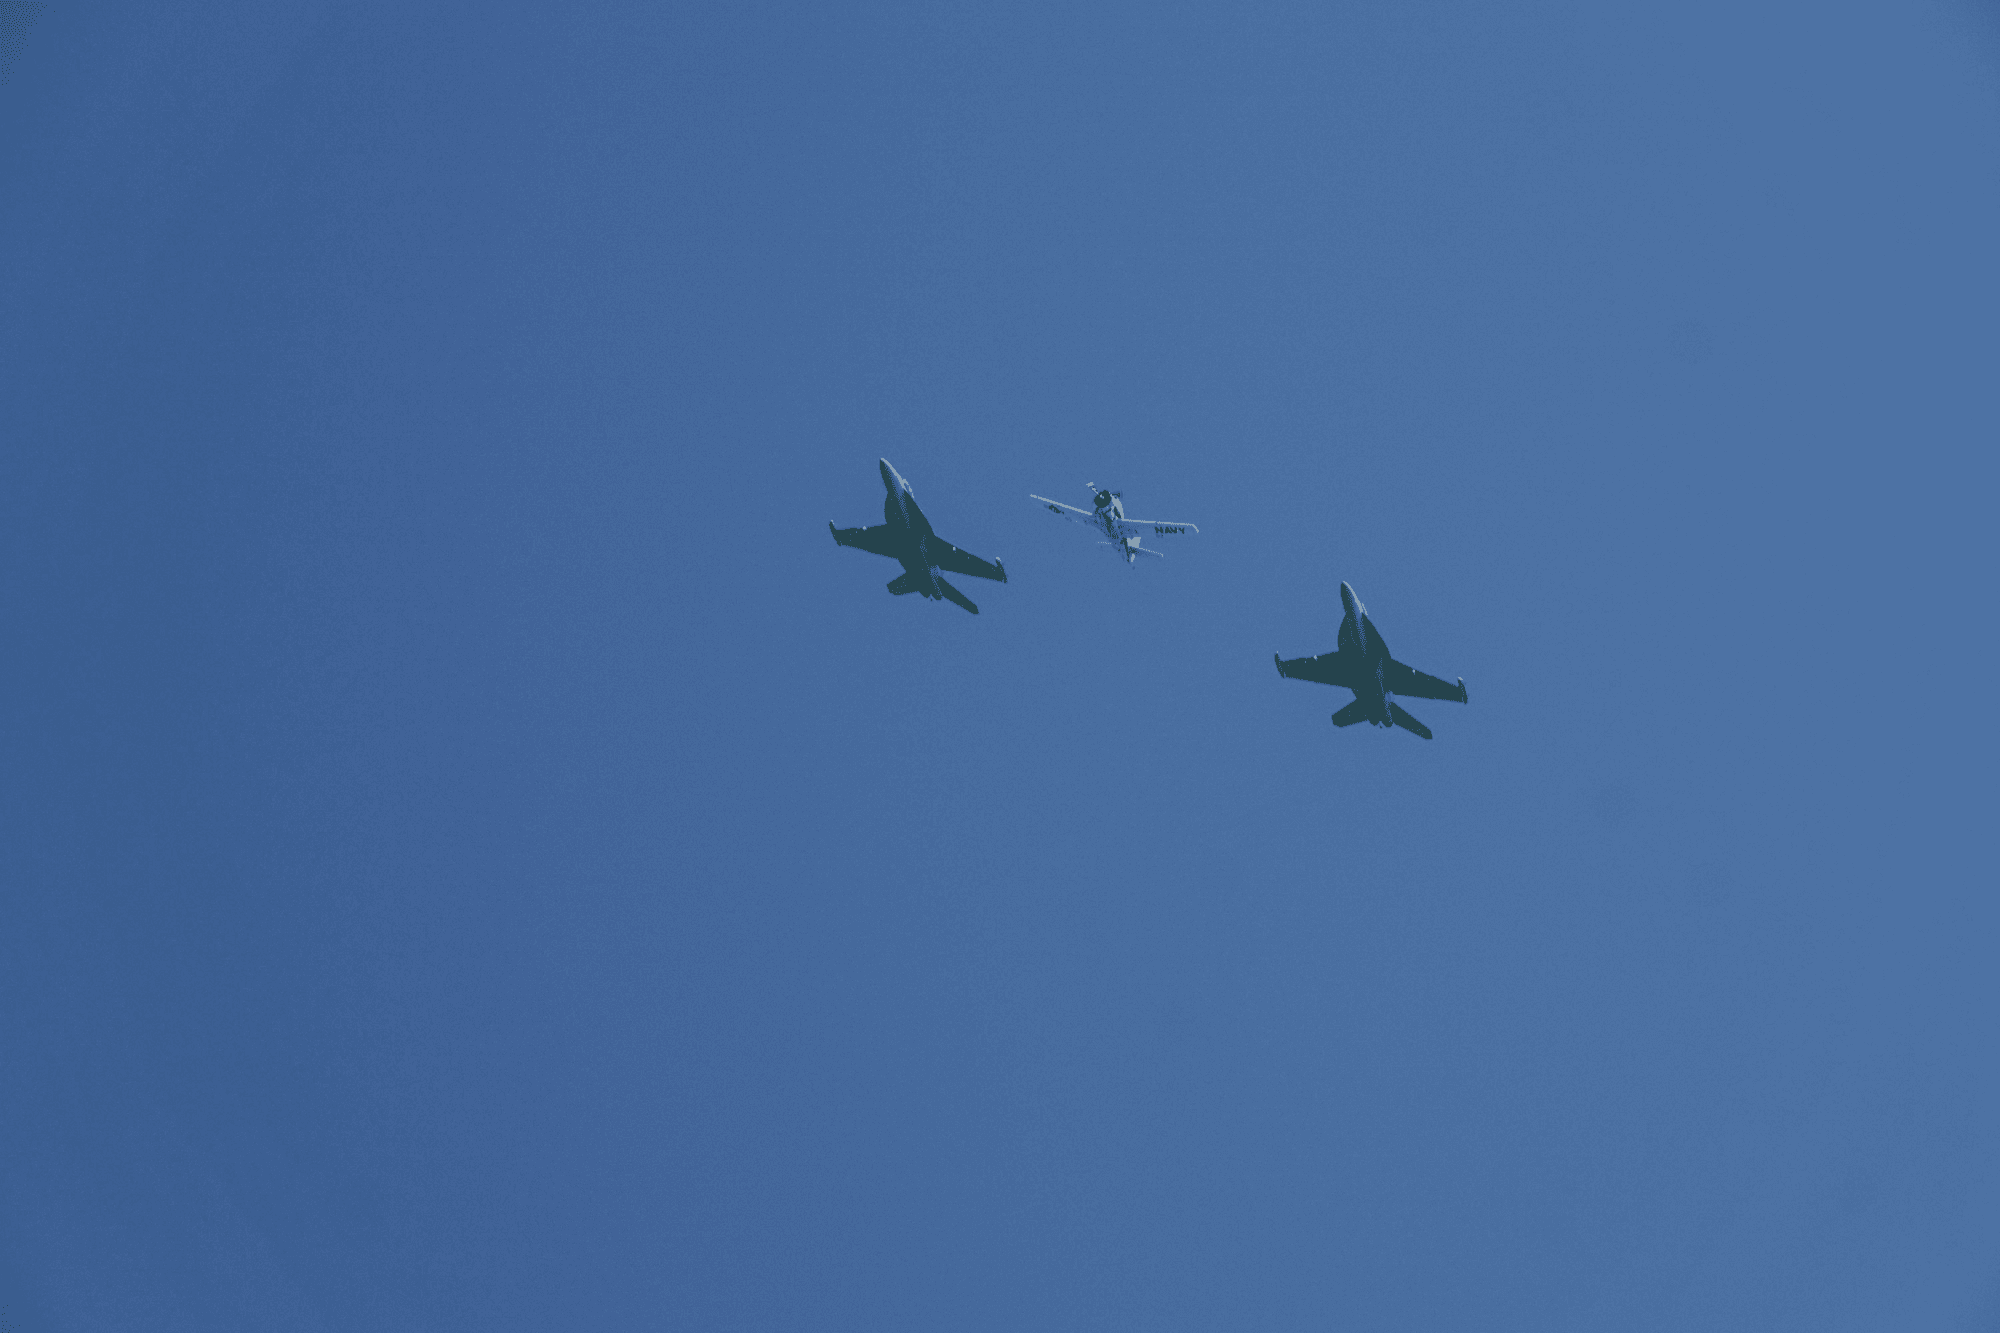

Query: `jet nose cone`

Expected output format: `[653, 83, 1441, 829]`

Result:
[879, 458, 908, 491]
[1340, 581, 1360, 616]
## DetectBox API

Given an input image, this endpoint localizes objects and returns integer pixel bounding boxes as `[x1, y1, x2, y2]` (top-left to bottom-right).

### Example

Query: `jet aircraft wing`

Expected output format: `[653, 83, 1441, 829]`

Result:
[931, 539, 1008, 583]
[1383, 660, 1468, 703]
[1275, 651, 1359, 688]
[1030, 495, 1098, 526]
[830, 522, 903, 558]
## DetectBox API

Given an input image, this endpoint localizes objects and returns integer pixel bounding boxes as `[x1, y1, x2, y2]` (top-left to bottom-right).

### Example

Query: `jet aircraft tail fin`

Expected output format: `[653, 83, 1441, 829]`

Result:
[1331, 700, 1370, 728]
[933, 575, 979, 614]
[886, 571, 926, 596]
[1387, 702, 1433, 740]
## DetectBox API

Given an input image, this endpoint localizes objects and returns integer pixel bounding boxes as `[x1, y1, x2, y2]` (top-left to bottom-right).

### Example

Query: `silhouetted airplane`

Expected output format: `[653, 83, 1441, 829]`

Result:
[830, 459, 1008, 614]
[1275, 582, 1468, 739]
[1029, 483, 1199, 563]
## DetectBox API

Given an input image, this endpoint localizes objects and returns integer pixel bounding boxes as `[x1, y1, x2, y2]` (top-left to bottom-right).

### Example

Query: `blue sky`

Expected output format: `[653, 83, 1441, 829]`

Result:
[3, 2, 1998, 1329]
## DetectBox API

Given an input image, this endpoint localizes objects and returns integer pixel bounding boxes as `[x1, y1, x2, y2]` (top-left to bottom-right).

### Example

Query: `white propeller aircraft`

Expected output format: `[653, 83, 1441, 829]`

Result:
[1029, 484, 1199, 563]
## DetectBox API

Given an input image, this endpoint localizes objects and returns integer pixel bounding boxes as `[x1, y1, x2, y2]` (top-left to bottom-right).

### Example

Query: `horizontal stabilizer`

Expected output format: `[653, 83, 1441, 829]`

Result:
[934, 575, 979, 615]
[1331, 699, 1370, 728]
[1387, 703, 1433, 740]
[886, 571, 925, 596]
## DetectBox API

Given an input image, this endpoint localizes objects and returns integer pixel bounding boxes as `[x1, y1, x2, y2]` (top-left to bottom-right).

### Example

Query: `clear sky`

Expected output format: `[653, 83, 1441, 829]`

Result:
[3, 2, 1998, 1329]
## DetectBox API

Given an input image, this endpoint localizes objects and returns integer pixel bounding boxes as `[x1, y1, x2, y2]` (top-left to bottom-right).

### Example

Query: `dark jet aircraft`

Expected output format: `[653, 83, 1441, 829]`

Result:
[830, 459, 1008, 614]
[1275, 581, 1468, 739]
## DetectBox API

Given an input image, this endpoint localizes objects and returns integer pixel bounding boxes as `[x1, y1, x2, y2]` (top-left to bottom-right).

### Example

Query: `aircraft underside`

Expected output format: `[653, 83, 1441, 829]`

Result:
[1331, 695, 1434, 739]
[1030, 488, 1198, 565]
[1275, 585, 1467, 740]
[830, 461, 1007, 616]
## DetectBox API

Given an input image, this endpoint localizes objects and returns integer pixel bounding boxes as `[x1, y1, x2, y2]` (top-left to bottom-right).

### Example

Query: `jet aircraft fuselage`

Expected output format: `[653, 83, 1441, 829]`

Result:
[1336, 582, 1401, 727]
[879, 460, 941, 594]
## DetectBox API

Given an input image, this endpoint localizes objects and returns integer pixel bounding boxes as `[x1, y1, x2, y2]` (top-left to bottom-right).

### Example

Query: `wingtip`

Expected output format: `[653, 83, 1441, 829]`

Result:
[1459, 676, 1468, 703]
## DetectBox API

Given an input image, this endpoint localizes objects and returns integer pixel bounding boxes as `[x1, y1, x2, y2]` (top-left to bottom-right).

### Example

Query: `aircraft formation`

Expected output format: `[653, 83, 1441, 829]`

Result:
[831, 458, 1468, 740]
